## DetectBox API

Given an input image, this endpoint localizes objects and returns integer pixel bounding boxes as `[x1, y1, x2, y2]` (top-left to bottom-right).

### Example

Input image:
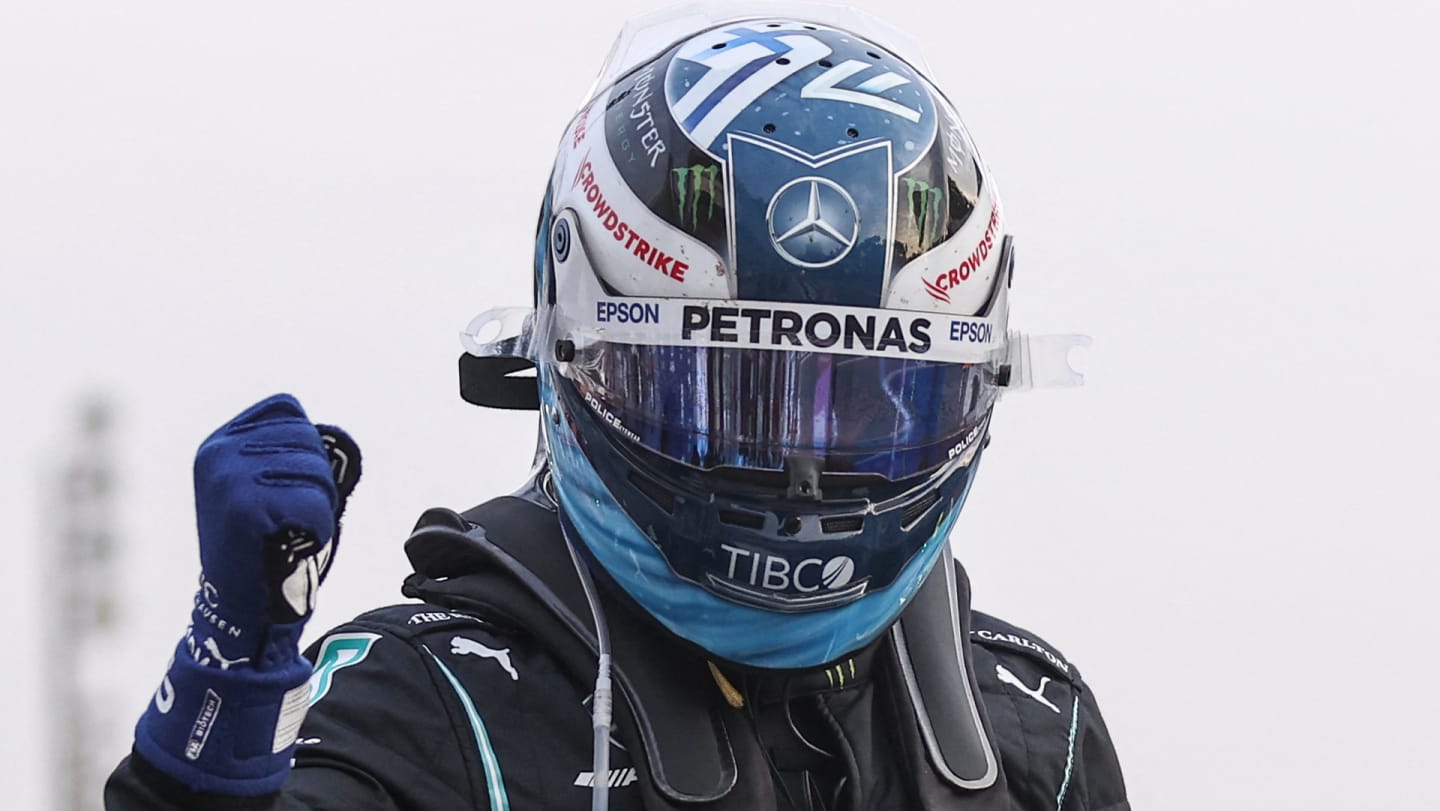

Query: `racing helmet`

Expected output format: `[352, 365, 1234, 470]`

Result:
[463, 2, 1081, 670]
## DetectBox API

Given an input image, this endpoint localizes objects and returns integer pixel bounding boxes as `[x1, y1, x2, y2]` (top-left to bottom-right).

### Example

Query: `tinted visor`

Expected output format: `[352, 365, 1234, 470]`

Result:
[565, 342, 998, 480]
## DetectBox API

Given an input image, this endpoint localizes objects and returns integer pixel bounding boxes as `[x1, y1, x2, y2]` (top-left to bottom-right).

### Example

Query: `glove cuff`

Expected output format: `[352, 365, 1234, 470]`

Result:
[133, 641, 312, 796]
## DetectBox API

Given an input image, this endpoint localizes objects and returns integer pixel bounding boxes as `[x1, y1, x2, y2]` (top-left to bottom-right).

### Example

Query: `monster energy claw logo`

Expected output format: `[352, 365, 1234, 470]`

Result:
[903, 178, 945, 246]
[673, 164, 721, 228]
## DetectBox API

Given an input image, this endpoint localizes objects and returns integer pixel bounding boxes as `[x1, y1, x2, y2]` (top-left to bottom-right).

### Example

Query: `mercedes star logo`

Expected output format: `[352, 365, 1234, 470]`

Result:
[766, 176, 860, 268]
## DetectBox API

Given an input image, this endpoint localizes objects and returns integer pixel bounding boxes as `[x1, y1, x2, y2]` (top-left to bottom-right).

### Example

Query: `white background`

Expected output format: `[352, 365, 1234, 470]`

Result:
[3, 1, 1437, 808]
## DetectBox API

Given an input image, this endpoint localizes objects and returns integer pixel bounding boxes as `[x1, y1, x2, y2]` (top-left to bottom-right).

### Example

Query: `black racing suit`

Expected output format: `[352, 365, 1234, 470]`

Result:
[106, 496, 1129, 810]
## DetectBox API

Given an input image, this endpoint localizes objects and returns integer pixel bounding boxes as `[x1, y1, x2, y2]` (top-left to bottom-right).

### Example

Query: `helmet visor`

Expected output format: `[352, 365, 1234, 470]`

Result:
[564, 341, 998, 480]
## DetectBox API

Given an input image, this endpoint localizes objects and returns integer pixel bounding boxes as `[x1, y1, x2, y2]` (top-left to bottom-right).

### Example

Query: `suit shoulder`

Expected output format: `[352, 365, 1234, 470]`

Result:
[344, 602, 503, 638]
[970, 611, 1129, 810]
[301, 602, 520, 668]
[970, 609, 1080, 683]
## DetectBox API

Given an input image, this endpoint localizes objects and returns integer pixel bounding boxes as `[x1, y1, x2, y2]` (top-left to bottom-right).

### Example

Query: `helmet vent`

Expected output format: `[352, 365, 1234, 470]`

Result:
[627, 472, 675, 514]
[718, 508, 766, 530]
[820, 515, 864, 534]
[900, 491, 942, 530]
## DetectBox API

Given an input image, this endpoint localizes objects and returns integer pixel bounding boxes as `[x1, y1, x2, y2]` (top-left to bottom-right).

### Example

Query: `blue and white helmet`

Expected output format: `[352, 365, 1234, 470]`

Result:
[466, 2, 1081, 669]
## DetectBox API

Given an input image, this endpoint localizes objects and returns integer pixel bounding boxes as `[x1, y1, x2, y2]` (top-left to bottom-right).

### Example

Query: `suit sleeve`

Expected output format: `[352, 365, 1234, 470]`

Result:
[106, 621, 473, 811]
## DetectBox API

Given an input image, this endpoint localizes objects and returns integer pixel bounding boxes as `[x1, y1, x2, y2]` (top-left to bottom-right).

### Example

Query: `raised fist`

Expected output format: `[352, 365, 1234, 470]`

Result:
[135, 394, 361, 792]
[190, 394, 361, 670]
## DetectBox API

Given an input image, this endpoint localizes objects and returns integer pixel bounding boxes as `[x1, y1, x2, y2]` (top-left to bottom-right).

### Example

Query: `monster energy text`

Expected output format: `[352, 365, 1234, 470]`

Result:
[672, 164, 721, 228]
[618, 63, 667, 168]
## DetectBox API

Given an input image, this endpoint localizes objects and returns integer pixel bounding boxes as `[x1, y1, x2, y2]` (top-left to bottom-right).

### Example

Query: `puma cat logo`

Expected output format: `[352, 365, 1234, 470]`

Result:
[202, 636, 251, 671]
[996, 663, 1061, 714]
[450, 636, 519, 681]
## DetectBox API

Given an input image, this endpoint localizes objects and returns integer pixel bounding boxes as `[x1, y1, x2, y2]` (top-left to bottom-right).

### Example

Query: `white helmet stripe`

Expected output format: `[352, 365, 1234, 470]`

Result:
[886, 182, 1003, 315]
[557, 101, 731, 299]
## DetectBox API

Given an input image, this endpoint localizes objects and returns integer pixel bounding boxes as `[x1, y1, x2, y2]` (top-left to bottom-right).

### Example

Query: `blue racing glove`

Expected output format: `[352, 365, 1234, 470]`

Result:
[133, 394, 361, 796]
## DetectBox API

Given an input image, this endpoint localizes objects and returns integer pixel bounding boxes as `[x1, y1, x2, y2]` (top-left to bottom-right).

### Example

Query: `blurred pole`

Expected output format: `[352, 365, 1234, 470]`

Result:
[46, 396, 121, 811]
